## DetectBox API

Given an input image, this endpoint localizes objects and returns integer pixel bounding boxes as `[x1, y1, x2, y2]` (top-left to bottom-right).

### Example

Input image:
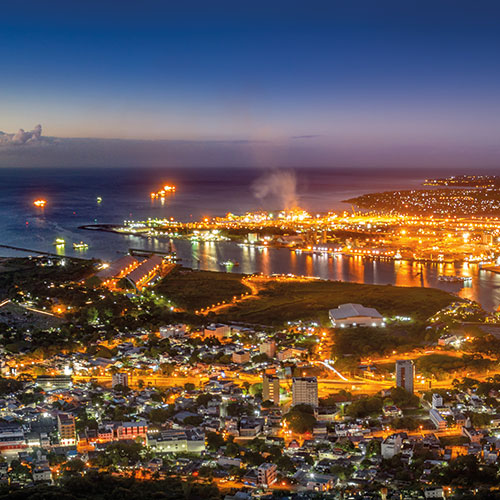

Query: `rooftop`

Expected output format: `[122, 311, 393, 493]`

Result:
[329, 303, 382, 320]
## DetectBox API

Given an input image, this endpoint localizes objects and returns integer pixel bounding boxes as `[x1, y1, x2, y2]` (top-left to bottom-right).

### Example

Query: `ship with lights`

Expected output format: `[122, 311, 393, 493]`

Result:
[151, 185, 176, 199]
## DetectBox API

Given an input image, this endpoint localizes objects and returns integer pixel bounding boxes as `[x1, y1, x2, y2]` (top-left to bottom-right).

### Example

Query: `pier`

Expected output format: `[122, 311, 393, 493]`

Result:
[0, 244, 71, 258]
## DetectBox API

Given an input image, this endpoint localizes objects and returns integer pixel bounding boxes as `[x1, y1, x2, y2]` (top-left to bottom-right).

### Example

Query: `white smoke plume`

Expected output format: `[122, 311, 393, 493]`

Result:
[252, 169, 299, 210]
[0, 124, 43, 145]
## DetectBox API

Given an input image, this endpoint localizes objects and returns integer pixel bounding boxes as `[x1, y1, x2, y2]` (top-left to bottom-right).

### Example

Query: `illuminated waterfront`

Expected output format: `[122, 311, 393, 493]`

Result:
[102, 235, 499, 311]
[1, 167, 499, 311]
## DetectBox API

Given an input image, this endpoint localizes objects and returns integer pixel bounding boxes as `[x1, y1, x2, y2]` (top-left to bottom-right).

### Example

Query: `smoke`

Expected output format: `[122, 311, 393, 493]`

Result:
[0, 124, 43, 145]
[252, 169, 299, 210]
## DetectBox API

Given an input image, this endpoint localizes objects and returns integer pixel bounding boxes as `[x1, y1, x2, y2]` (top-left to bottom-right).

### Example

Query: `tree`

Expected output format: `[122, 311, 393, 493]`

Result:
[366, 439, 381, 457]
[62, 458, 86, 477]
[225, 442, 240, 458]
[276, 455, 295, 473]
[87, 307, 99, 324]
[345, 396, 383, 418]
[10, 460, 31, 482]
[284, 405, 316, 434]
[149, 406, 174, 424]
[183, 415, 203, 426]
[249, 383, 262, 397]
[388, 387, 419, 408]
[206, 431, 225, 451]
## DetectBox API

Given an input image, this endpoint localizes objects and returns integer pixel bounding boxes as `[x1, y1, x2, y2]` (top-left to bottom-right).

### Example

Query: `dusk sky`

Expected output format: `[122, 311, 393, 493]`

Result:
[1, 1, 500, 168]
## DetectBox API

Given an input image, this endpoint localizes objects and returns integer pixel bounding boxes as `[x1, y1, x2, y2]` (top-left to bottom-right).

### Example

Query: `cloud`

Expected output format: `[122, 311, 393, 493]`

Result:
[0, 124, 44, 145]
[1, 125, 500, 169]
[290, 134, 322, 140]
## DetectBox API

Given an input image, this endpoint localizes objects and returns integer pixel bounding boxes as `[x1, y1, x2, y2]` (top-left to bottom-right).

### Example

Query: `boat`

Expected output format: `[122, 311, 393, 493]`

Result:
[53, 238, 65, 246]
[151, 184, 176, 199]
[97, 196, 102, 203]
[73, 242, 89, 250]
[220, 260, 239, 267]
[437, 275, 472, 283]
[33, 199, 46, 208]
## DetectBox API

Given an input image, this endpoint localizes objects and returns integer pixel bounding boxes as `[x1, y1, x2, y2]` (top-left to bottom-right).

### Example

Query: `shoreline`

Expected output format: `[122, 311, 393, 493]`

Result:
[80, 223, 485, 266]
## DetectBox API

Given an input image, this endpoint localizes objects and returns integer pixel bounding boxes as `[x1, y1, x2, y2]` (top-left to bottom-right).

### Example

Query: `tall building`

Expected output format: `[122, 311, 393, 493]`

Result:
[292, 377, 318, 407]
[262, 374, 280, 405]
[257, 463, 277, 486]
[260, 340, 276, 358]
[57, 413, 76, 446]
[396, 360, 415, 394]
[112, 372, 129, 388]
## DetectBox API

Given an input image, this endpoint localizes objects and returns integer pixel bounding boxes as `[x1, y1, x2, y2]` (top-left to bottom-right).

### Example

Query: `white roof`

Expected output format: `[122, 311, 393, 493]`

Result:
[329, 303, 382, 320]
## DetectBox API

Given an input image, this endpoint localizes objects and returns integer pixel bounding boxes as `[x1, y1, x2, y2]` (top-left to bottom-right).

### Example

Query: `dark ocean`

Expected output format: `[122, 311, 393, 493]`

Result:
[0, 166, 498, 310]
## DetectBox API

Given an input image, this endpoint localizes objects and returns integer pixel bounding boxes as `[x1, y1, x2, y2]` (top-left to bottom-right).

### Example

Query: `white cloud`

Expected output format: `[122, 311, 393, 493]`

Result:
[0, 124, 44, 145]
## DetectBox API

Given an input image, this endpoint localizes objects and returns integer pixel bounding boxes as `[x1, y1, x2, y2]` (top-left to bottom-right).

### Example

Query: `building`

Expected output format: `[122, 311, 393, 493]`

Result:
[232, 350, 250, 364]
[96, 255, 139, 285]
[432, 393, 443, 409]
[32, 465, 52, 483]
[277, 347, 308, 362]
[36, 375, 72, 390]
[147, 429, 205, 454]
[307, 475, 335, 492]
[381, 433, 403, 459]
[159, 324, 187, 339]
[57, 414, 76, 446]
[203, 323, 231, 340]
[0, 424, 26, 452]
[329, 303, 384, 328]
[116, 421, 148, 441]
[112, 372, 129, 389]
[292, 377, 318, 408]
[260, 340, 276, 358]
[396, 359, 415, 393]
[257, 463, 277, 486]
[125, 255, 164, 290]
[429, 409, 447, 430]
[263, 374, 280, 405]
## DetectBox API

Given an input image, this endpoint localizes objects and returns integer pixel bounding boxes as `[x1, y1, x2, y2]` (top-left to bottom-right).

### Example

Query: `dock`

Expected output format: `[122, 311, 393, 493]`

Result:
[0, 244, 75, 259]
[129, 248, 180, 260]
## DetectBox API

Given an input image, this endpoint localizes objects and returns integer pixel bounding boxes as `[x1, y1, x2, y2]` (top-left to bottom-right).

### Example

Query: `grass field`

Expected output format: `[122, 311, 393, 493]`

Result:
[214, 278, 456, 325]
[157, 269, 456, 326]
[154, 267, 251, 310]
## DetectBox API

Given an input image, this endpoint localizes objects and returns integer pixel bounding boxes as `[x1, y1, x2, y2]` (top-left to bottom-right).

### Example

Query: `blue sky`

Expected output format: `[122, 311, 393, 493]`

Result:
[1, 1, 500, 167]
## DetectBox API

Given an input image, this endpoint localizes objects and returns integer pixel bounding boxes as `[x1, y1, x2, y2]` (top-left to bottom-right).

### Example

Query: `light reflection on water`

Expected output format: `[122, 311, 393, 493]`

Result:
[162, 239, 500, 312]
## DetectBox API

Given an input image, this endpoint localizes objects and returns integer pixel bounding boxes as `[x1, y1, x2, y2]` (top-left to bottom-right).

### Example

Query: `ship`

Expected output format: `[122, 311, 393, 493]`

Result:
[33, 199, 47, 208]
[53, 238, 65, 246]
[220, 259, 239, 267]
[73, 241, 89, 250]
[151, 185, 176, 199]
[437, 275, 472, 283]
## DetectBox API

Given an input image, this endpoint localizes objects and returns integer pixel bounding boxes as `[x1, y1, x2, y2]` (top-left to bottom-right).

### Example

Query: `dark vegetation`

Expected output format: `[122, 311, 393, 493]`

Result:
[154, 267, 250, 310]
[209, 278, 455, 326]
[0, 257, 94, 296]
[0, 473, 221, 500]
